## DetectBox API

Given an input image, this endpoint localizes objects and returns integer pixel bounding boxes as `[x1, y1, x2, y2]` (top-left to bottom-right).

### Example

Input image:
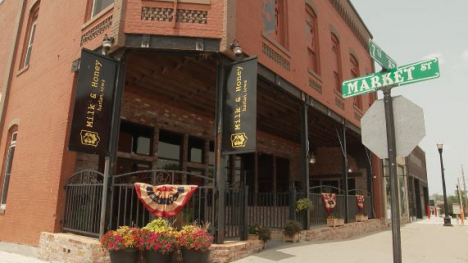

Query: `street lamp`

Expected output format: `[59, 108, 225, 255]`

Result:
[437, 143, 452, 226]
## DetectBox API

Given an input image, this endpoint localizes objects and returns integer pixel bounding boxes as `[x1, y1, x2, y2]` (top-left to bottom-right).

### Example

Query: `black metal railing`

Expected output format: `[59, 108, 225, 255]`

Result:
[246, 192, 291, 229]
[109, 170, 216, 230]
[62, 170, 104, 237]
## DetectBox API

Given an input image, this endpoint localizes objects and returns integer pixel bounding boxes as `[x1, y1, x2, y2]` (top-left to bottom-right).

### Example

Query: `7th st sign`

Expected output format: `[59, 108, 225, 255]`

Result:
[342, 57, 440, 98]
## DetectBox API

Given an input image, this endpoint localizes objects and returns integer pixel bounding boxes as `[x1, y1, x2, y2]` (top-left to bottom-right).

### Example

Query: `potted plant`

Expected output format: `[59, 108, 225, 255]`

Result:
[257, 226, 271, 249]
[283, 221, 302, 243]
[247, 224, 261, 240]
[177, 224, 213, 263]
[295, 198, 312, 212]
[327, 215, 344, 227]
[101, 226, 141, 263]
[140, 218, 177, 263]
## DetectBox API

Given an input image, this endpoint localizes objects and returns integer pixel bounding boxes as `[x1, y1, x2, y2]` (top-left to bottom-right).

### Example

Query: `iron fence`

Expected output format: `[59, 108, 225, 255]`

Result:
[62, 170, 104, 237]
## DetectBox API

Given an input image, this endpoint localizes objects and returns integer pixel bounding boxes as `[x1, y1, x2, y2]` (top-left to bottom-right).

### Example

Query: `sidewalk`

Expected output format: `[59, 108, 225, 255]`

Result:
[233, 217, 468, 263]
[0, 251, 51, 263]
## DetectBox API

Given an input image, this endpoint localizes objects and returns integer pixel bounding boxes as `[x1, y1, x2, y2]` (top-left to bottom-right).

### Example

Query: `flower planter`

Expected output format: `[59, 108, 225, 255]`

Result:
[283, 233, 300, 243]
[143, 250, 173, 263]
[355, 214, 368, 222]
[109, 248, 139, 263]
[248, 234, 259, 240]
[327, 218, 344, 227]
[181, 247, 210, 263]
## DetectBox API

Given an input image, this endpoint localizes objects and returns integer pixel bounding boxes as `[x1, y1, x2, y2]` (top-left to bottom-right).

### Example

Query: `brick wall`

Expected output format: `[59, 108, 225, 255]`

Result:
[236, 0, 375, 128]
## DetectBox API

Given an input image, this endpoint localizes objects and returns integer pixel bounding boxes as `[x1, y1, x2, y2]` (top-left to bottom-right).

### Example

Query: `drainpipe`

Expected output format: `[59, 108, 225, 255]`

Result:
[0, 0, 27, 143]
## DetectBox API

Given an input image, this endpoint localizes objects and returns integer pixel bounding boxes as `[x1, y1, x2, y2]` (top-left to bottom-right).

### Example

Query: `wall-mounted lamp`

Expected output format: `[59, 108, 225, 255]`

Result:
[230, 39, 242, 57]
[348, 167, 353, 173]
[309, 151, 316, 164]
[102, 34, 115, 56]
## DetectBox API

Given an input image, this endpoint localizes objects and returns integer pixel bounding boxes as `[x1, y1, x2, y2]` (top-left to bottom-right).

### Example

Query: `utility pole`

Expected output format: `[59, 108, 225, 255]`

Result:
[458, 164, 467, 216]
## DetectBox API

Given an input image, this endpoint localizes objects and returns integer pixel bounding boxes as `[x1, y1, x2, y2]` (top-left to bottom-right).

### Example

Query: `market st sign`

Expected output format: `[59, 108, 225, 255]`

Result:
[342, 57, 440, 98]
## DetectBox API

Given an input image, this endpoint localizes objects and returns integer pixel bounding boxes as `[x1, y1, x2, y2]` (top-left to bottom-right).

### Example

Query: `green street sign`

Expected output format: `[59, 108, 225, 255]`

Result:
[342, 57, 440, 98]
[369, 39, 397, 69]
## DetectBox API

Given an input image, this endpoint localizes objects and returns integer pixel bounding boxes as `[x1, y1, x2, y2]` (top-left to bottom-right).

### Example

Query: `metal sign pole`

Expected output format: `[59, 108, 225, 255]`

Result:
[382, 86, 402, 263]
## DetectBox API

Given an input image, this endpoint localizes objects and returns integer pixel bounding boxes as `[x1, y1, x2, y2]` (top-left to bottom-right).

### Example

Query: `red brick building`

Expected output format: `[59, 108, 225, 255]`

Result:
[0, 0, 384, 246]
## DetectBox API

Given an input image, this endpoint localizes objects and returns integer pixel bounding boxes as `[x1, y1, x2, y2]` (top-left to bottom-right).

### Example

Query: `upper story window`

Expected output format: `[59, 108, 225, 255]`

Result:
[263, 0, 288, 48]
[350, 55, 362, 109]
[331, 34, 341, 93]
[305, 6, 319, 74]
[1, 129, 18, 208]
[21, 2, 40, 69]
[91, 0, 113, 18]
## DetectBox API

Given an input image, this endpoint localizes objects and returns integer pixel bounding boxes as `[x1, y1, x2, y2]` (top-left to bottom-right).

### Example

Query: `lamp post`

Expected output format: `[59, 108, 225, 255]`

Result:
[436, 143, 452, 226]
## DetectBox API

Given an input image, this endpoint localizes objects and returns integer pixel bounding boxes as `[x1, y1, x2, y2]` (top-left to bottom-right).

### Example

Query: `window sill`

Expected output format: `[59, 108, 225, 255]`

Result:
[261, 31, 291, 58]
[334, 89, 344, 99]
[308, 69, 322, 82]
[17, 65, 30, 77]
[353, 105, 363, 114]
[82, 4, 114, 30]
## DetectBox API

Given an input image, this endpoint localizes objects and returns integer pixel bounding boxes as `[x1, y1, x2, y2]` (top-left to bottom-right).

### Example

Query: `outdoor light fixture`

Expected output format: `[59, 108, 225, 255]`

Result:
[437, 142, 452, 226]
[102, 34, 114, 56]
[230, 40, 242, 57]
[348, 167, 353, 173]
[309, 151, 316, 164]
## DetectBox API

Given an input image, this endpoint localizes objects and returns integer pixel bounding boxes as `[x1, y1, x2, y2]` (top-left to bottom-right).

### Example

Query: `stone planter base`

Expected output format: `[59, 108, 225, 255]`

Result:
[283, 233, 300, 243]
[248, 234, 259, 240]
[355, 214, 369, 222]
[327, 218, 345, 227]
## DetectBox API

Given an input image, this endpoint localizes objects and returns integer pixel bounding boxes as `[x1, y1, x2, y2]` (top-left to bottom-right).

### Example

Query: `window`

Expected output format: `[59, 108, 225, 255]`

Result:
[91, 0, 114, 18]
[157, 130, 183, 170]
[331, 34, 342, 93]
[188, 136, 205, 164]
[305, 6, 319, 74]
[21, 3, 40, 68]
[263, 0, 288, 47]
[118, 121, 153, 155]
[350, 55, 362, 109]
[1, 130, 17, 208]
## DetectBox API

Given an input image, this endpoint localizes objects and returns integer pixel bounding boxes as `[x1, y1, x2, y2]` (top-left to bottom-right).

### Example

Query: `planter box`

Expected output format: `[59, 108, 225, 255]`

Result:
[248, 234, 259, 240]
[283, 233, 300, 243]
[327, 218, 344, 227]
[355, 214, 368, 222]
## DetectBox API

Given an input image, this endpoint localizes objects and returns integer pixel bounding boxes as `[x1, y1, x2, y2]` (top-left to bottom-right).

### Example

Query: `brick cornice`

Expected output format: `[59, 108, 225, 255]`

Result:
[329, 0, 372, 50]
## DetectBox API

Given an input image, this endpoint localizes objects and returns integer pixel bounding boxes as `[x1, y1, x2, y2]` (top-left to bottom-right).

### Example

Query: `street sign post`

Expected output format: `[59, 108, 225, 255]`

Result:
[342, 57, 440, 98]
[369, 39, 397, 69]
[343, 40, 441, 263]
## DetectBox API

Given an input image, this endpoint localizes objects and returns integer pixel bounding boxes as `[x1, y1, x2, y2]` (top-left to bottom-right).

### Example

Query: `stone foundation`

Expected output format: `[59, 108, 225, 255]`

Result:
[37, 220, 388, 262]
[303, 219, 389, 241]
[38, 232, 264, 263]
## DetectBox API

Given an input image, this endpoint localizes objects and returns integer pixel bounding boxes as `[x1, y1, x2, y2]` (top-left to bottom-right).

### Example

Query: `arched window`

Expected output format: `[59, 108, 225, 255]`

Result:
[0, 127, 18, 208]
[306, 6, 319, 74]
[263, 0, 288, 47]
[350, 55, 362, 109]
[20, 1, 40, 68]
[331, 34, 341, 93]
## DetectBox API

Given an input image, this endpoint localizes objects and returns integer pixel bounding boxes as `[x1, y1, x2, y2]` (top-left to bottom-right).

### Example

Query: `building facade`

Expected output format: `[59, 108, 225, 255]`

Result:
[0, 0, 384, 246]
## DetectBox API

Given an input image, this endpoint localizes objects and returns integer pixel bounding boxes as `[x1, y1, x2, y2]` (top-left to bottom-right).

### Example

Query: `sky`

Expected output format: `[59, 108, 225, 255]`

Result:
[351, 0, 468, 196]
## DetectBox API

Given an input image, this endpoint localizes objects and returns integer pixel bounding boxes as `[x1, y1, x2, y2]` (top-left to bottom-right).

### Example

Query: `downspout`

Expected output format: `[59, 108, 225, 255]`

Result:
[0, 0, 27, 143]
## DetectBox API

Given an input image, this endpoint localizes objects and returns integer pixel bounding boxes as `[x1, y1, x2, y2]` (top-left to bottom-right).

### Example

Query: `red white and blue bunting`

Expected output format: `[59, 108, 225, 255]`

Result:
[134, 183, 198, 218]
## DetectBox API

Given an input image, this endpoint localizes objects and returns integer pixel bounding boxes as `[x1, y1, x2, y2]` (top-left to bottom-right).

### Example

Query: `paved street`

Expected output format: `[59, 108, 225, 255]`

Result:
[234, 217, 468, 263]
